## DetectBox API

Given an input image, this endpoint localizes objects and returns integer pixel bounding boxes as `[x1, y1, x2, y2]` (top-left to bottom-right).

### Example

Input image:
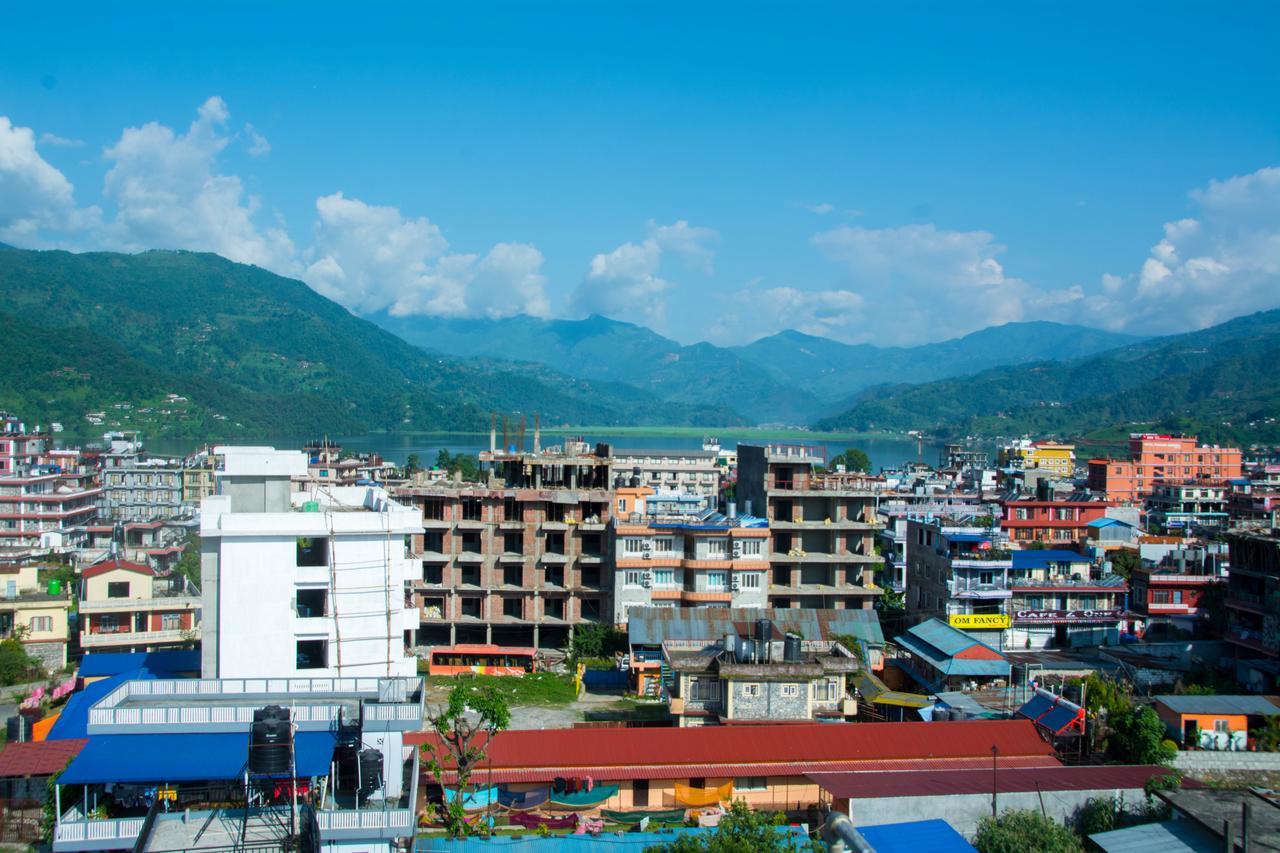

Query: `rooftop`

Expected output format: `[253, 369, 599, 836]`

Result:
[628, 606, 885, 647]
[1159, 789, 1280, 853]
[810, 764, 1181, 799]
[1153, 694, 1280, 716]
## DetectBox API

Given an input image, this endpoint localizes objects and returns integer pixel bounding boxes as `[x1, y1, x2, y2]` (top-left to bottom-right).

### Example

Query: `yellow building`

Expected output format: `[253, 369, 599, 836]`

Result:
[999, 440, 1075, 478]
[0, 564, 73, 670]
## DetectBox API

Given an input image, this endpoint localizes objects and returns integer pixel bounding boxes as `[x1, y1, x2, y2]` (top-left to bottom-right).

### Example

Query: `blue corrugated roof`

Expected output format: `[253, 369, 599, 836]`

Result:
[1088, 517, 1133, 529]
[78, 650, 201, 678]
[1012, 549, 1091, 570]
[894, 620, 1009, 678]
[1154, 694, 1280, 716]
[947, 532, 991, 543]
[60, 731, 338, 784]
[48, 670, 155, 740]
[857, 819, 977, 852]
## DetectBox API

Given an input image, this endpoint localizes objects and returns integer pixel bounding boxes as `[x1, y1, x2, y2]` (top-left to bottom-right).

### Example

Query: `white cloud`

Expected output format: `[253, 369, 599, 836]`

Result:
[711, 286, 866, 343]
[571, 219, 717, 326]
[100, 96, 297, 271]
[244, 123, 271, 157]
[1086, 166, 1280, 334]
[810, 223, 1082, 344]
[304, 192, 550, 319]
[37, 132, 85, 148]
[805, 202, 835, 215]
[0, 117, 97, 246]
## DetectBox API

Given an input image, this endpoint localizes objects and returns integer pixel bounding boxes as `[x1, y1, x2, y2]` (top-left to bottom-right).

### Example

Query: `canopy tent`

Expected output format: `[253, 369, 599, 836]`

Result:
[59, 731, 338, 785]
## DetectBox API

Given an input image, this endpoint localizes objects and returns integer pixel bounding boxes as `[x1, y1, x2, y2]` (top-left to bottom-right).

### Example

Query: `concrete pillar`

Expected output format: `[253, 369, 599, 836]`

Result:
[486, 622, 492, 644]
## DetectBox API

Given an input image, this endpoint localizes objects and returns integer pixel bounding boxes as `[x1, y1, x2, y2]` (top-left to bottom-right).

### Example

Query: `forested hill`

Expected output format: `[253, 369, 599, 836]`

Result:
[0, 247, 743, 440]
[814, 308, 1280, 444]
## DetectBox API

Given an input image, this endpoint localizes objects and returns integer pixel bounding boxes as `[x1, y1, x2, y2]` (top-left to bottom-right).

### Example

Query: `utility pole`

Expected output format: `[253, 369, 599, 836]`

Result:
[991, 745, 999, 818]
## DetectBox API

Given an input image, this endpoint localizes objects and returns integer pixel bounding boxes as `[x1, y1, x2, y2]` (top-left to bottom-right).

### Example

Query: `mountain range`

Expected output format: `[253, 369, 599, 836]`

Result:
[2, 244, 1275, 445]
[371, 313, 1142, 424]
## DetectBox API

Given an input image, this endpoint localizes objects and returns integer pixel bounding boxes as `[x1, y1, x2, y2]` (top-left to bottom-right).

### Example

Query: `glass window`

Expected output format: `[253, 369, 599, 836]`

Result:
[107, 581, 130, 598]
[735, 777, 768, 791]
[706, 572, 728, 591]
[624, 570, 646, 588]
[739, 573, 762, 589]
[742, 540, 762, 556]
[742, 683, 760, 697]
[654, 569, 676, 588]
[623, 538, 645, 554]
[780, 684, 800, 698]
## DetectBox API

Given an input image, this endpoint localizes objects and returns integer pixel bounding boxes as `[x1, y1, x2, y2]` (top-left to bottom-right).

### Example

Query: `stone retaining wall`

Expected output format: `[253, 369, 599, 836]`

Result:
[1173, 751, 1280, 774]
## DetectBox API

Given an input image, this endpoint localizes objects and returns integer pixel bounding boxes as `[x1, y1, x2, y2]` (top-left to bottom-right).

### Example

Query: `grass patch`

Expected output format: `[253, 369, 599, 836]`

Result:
[426, 672, 578, 706]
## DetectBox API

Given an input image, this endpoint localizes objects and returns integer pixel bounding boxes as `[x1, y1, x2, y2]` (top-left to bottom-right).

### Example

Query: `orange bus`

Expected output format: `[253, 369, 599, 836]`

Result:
[427, 644, 538, 677]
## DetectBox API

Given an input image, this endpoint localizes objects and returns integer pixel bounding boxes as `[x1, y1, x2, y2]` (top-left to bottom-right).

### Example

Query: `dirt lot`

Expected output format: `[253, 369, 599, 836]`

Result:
[422, 677, 667, 730]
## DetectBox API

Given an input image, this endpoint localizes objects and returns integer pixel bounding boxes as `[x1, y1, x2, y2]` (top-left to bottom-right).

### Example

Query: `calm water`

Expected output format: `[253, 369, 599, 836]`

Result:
[147, 432, 947, 473]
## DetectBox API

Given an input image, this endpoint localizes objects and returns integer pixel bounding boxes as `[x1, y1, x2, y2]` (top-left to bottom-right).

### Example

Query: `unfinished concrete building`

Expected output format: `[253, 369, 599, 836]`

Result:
[737, 444, 884, 610]
[394, 437, 613, 650]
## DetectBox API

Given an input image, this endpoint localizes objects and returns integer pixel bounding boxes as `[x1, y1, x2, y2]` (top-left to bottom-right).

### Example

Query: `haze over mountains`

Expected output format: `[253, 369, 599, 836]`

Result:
[2, 244, 1276, 443]
[372, 313, 1142, 424]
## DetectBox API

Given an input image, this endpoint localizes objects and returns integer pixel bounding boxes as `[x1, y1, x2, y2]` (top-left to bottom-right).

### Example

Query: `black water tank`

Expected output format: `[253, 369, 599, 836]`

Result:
[254, 705, 290, 724]
[249, 717, 292, 775]
[358, 748, 384, 791]
[783, 633, 803, 663]
[756, 619, 772, 661]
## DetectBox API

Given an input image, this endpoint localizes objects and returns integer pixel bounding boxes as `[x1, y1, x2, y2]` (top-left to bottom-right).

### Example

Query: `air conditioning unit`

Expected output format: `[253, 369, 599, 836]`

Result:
[642, 551, 652, 560]
[642, 573, 652, 588]
[730, 579, 740, 592]
[731, 544, 743, 559]
[641, 541, 653, 551]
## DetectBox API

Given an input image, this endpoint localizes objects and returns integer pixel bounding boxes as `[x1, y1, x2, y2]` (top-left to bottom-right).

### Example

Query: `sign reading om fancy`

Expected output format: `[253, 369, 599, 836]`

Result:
[948, 613, 1012, 629]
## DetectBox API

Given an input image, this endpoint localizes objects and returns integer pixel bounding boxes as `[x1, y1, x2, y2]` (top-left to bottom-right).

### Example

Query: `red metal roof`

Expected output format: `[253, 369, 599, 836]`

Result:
[409, 720, 1054, 781]
[807, 764, 1183, 799]
[0, 738, 87, 777]
[429, 755, 1060, 785]
[82, 559, 154, 579]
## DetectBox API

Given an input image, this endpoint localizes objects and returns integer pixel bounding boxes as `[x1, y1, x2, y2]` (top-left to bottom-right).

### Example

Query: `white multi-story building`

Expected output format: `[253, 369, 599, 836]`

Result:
[200, 446, 422, 679]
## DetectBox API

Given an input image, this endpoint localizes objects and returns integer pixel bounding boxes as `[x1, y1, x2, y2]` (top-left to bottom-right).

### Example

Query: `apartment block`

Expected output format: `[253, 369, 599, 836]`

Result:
[1087, 433, 1243, 503]
[396, 439, 613, 649]
[610, 447, 722, 502]
[0, 418, 99, 544]
[99, 460, 183, 522]
[200, 446, 421, 679]
[1000, 497, 1115, 546]
[737, 445, 883, 610]
[0, 562, 73, 670]
[77, 558, 198, 652]
[1147, 483, 1228, 533]
[609, 485, 768, 624]
[1223, 530, 1280, 670]
[1129, 545, 1227, 633]
[998, 439, 1076, 478]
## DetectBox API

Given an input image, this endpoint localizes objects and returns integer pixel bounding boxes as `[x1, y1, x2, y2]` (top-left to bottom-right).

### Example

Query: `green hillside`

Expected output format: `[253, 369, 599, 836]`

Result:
[0, 247, 743, 439]
[814, 309, 1280, 444]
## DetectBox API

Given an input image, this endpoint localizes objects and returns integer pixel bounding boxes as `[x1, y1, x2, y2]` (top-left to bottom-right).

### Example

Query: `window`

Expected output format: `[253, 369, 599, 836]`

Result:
[161, 613, 182, 631]
[295, 588, 328, 618]
[706, 572, 728, 591]
[624, 570, 646, 588]
[688, 778, 706, 790]
[818, 679, 840, 702]
[738, 572, 762, 590]
[742, 683, 761, 697]
[296, 639, 327, 670]
[741, 540, 762, 556]
[624, 538, 645, 555]
[296, 537, 328, 567]
[706, 539, 728, 557]
[421, 499, 445, 521]
[503, 564, 522, 586]
[780, 684, 800, 698]
[654, 569, 676, 589]
[107, 581, 130, 598]
[503, 598, 522, 618]
[655, 537, 675, 553]
[503, 497, 519, 521]
[735, 777, 767, 791]
[689, 678, 719, 702]
[29, 616, 52, 633]
[422, 532, 444, 553]
[422, 563, 444, 585]
[461, 498, 483, 521]
[98, 614, 119, 632]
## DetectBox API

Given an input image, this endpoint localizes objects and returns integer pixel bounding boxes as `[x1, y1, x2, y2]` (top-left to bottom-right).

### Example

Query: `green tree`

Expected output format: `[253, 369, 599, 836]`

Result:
[644, 799, 816, 853]
[40, 761, 71, 845]
[435, 449, 481, 482]
[420, 679, 512, 838]
[1108, 705, 1176, 765]
[405, 453, 421, 474]
[570, 623, 628, 662]
[174, 534, 201, 590]
[973, 809, 1082, 853]
[830, 448, 872, 474]
[0, 636, 42, 686]
[1108, 548, 1141, 580]
[875, 589, 906, 612]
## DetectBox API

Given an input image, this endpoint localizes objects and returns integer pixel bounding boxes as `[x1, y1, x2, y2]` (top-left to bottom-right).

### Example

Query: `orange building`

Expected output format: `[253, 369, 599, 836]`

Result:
[1086, 434, 1242, 503]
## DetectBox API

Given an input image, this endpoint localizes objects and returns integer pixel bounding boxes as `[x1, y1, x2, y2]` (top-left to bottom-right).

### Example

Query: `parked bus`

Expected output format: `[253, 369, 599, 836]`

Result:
[428, 644, 538, 677]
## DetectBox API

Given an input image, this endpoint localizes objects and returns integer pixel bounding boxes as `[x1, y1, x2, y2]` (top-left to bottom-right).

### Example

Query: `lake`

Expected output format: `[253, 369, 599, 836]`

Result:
[148, 431, 947, 473]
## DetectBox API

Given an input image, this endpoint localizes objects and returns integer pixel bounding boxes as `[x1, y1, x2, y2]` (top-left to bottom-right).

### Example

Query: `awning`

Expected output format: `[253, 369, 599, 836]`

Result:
[60, 731, 337, 785]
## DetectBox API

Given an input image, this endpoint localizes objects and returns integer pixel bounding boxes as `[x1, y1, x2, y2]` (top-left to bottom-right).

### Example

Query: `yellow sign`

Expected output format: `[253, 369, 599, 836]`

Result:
[949, 614, 1011, 630]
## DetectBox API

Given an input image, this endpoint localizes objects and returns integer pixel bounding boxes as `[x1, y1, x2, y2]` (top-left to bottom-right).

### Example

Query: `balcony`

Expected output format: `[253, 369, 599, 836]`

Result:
[80, 628, 192, 648]
[949, 579, 1012, 599]
[79, 595, 199, 614]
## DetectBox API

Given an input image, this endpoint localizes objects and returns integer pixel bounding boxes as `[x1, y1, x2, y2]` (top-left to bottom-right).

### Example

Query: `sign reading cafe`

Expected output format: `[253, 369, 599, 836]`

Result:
[1014, 609, 1122, 623]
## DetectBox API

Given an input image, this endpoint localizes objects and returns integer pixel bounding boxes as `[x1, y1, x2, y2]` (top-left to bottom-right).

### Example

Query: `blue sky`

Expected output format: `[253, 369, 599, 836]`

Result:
[1, 2, 1278, 345]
